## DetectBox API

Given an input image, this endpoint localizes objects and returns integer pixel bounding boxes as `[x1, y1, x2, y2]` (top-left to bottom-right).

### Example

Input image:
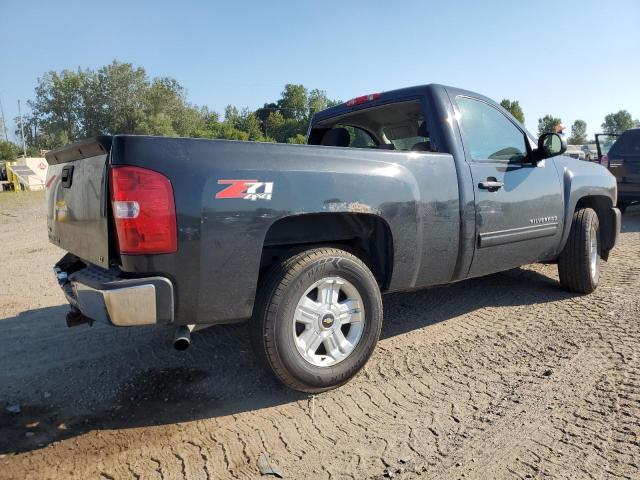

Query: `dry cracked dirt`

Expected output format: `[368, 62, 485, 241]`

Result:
[0, 191, 638, 479]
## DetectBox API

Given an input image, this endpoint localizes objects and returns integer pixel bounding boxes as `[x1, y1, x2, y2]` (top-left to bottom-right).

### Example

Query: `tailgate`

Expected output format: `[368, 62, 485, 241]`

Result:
[45, 136, 113, 268]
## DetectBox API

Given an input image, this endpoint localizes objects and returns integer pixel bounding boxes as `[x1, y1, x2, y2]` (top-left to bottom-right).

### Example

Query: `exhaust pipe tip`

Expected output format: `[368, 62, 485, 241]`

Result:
[174, 336, 191, 351]
[173, 325, 192, 351]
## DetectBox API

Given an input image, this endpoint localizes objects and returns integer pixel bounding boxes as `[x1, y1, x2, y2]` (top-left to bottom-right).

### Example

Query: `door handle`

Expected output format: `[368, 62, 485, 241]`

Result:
[478, 179, 504, 190]
[61, 165, 74, 188]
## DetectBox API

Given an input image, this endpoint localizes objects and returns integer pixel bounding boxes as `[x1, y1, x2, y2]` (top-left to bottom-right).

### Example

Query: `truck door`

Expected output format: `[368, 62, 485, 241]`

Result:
[454, 96, 564, 277]
[595, 133, 619, 162]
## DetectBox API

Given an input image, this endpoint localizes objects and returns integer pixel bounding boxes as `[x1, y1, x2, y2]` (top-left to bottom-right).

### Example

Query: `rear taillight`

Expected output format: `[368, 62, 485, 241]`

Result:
[600, 154, 609, 167]
[109, 166, 177, 254]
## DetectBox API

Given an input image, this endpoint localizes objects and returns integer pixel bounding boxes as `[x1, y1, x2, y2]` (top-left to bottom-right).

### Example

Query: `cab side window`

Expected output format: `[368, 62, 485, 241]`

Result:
[456, 96, 527, 163]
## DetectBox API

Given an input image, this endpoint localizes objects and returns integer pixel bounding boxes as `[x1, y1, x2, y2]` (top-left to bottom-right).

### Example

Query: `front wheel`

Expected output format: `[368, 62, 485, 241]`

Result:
[251, 248, 383, 393]
[558, 208, 600, 294]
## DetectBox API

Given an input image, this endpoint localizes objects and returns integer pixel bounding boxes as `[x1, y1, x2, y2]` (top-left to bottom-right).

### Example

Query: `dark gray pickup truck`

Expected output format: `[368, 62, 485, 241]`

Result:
[596, 129, 640, 212]
[45, 84, 621, 392]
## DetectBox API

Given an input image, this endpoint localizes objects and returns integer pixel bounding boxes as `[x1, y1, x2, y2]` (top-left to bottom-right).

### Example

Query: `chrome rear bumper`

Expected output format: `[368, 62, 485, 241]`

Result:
[54, 259, 174, 326]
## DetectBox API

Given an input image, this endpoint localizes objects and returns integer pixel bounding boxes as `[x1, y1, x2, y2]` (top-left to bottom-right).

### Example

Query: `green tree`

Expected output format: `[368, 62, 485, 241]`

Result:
[94, 61, 147, 134]
[568, 120, 587, 145]
[27, 68, 88, 145]
[21, 61, 206, 147]
[192, 110, 220, 139]
[277, 84, 308, 121]
[265, 111, 301, 143]
[26, 145, 40, 157]
[287, 134, 307, 144]
[308, 89, 340, 117]
[20, 60, 341, 148]
[214, 123, 250, 140]
[0, 140, 20, 163]
[255, 102, 278, 133]
[601, 110, 637, 134]
[224, 105, 240, 127]
[538, 115, 562, 137]
[261, 85, 339, 141]
[191, 108, 258, 141]
[500, 99, 525, 124]
[137, 113, 177, 136]
[236, 109, 266, 141]
[138, 77, 204, 136]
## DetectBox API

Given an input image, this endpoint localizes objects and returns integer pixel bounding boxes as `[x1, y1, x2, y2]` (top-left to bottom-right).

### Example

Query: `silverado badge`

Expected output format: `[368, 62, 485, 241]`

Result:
[530, 215, 558, 225]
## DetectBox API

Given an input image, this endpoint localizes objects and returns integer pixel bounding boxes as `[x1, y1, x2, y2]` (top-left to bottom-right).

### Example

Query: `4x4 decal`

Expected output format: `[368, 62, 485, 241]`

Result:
[216, 179, 274, 201]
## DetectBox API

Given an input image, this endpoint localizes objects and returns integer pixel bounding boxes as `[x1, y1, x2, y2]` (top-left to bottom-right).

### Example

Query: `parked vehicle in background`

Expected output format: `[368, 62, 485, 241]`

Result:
[597, 129, 640, 212]
[45, 84, 621, 392]
[581, 144, 598, 161]
[565, 145, 586, 160]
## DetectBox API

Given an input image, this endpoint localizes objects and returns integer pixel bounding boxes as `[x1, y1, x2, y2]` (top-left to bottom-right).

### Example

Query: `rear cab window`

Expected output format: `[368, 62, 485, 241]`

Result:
[309, 100, 434, 152]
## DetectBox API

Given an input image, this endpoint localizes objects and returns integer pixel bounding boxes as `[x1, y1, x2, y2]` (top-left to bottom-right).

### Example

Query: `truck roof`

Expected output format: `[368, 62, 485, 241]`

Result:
[312, 84, 448, 124]
[310, 83, 534, 140]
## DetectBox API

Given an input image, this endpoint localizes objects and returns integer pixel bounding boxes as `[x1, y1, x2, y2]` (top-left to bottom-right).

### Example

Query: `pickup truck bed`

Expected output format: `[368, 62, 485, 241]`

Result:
[48, 135, 462, 326]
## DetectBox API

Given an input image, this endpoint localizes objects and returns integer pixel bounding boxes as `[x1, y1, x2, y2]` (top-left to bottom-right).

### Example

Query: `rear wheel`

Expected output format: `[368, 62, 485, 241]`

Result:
[251, 248, 383, 393]
[558, 208, 600, 293]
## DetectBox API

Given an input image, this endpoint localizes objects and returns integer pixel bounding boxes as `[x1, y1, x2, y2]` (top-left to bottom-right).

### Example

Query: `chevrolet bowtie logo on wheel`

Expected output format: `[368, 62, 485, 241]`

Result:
[215, 179, 274, 201]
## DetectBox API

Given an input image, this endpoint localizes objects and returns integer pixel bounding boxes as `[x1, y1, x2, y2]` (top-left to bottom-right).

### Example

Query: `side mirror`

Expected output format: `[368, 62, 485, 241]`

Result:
[537, 132, 567, 160]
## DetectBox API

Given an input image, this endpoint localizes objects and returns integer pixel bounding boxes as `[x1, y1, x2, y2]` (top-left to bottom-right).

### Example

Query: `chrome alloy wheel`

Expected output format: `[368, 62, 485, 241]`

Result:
[292, 276, 365, 367]
[590, 233, 599, 279]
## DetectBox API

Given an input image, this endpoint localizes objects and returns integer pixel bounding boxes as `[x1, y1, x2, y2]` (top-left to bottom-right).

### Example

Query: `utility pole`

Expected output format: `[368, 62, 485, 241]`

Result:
[0, 96, 8, 141]
[18, 100, 26, 157]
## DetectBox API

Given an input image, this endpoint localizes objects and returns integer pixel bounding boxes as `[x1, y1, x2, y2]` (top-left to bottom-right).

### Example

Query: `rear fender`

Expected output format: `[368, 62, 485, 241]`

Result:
[197, 156, 423, 324]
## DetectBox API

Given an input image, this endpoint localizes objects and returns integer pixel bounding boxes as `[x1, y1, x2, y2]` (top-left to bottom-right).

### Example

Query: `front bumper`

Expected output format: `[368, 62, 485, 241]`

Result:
[55, 256, 174, 326]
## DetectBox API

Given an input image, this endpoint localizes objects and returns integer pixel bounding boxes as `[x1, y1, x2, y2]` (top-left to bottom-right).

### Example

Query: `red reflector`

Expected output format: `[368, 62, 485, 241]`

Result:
[600, 154, 609, 167]
[109, 166, 177, 254]
[345, 92, 381, 107]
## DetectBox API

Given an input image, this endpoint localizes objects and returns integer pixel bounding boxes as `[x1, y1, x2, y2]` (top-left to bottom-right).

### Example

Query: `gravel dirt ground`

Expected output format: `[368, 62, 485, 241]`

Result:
[0, 191, 638, 480]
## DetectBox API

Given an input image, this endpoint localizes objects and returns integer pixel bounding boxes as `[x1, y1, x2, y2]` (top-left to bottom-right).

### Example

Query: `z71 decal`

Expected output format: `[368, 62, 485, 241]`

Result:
[216, 179, 274, 201]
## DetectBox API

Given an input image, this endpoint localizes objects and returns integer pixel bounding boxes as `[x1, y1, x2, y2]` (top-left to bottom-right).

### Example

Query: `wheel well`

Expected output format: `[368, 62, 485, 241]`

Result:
[260, 213, 394, 290]
[575, 195, 615, 255]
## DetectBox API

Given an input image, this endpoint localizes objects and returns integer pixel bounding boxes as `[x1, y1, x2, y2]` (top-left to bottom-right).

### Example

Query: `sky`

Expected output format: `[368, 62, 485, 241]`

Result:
[1, 0, 639, 142]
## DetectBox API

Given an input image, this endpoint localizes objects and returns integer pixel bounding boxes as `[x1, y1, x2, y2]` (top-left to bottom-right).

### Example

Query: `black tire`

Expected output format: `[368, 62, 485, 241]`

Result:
[558, 208, 600, 294]
[251, 247, 383, 393]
